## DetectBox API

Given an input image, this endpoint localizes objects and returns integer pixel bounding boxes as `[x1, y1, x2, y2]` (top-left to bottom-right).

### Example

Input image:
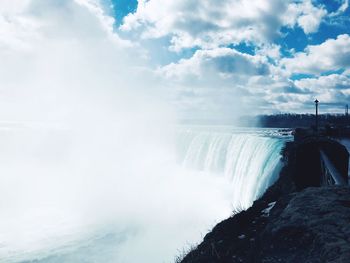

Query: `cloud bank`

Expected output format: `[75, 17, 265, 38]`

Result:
[119, 0, 350, 115]
[0, 0, 234, 262]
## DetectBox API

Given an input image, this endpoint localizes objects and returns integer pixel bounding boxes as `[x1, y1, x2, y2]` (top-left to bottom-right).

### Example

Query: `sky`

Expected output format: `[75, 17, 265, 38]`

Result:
[0, 1, 348, 261]
[1, 0, 350, 120]
[114, 0, 350, 116]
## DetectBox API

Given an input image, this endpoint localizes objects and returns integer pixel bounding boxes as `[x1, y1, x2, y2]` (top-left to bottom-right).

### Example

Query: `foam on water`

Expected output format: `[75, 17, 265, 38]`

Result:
[177, 126, 288, 208]
[0, 124, 290, 263]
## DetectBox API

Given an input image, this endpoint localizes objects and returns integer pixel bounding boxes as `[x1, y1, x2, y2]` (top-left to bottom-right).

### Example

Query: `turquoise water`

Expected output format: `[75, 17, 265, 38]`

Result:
[176, 126, 291, 208]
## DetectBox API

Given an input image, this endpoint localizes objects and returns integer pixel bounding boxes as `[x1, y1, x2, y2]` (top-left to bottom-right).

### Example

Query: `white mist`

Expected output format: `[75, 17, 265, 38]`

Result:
[0, 1, 286, 262]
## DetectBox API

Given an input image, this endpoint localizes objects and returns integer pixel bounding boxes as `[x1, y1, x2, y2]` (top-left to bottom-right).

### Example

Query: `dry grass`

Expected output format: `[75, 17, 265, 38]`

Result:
[174, 243, 198, 263]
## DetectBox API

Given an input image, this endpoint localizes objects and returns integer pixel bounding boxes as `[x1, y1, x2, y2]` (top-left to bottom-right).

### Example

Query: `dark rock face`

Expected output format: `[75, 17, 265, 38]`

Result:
[181, 187, 350, 263]
[180, 142, 350, 263]
[260, 187, 350, 263]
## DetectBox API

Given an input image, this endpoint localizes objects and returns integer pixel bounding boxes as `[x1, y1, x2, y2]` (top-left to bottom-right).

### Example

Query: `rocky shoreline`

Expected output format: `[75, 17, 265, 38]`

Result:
[180, 141, 350, 263]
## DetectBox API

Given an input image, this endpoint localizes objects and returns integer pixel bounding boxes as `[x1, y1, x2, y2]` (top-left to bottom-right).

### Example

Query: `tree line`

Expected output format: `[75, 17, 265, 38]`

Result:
[245, 113, 350, 128]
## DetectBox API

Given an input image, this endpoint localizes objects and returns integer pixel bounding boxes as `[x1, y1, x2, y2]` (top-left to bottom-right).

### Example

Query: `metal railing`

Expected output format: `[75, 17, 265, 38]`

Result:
[320, 150, 347, 186]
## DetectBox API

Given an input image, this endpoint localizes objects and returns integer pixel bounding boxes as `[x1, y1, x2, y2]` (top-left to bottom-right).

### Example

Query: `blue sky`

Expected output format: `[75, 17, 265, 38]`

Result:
[0, 0, 350, 120]
[110, 0, 137, 26]
[108, 0, 350, 115]
[112, 0, 350, 55]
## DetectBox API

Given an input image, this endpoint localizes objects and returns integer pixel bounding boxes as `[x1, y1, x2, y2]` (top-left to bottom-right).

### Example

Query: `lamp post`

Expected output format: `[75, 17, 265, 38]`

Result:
[346, 104, 348, 117]
[346, 104, 349, 127]
[315, 99, 319, 133]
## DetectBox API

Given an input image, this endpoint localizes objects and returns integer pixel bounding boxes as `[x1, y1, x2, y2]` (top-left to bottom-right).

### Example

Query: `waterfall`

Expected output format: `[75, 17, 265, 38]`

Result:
[0, 124, 289, 263]
[177, 126, 287, 208]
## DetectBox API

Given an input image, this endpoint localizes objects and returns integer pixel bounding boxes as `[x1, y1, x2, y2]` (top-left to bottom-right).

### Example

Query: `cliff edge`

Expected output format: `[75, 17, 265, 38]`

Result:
[180, 141, 350, 263]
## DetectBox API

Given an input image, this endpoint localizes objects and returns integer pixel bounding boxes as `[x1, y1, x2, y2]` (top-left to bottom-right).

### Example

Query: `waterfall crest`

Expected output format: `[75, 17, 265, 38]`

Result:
[0, 124, 289, 263]
[177, 126, 287, 208]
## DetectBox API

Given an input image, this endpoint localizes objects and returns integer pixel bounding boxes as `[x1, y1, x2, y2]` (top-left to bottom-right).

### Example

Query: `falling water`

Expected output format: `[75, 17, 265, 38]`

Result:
[176, 126, 289, 208]
[0, 123, 290, 263]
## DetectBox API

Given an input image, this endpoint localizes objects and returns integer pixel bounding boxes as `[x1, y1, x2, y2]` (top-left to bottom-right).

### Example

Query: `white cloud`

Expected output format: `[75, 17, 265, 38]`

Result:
[122, 0, 289, 51]
[121, 0, 329, 51]
[117, 0, 346, 114]
[155, 48, 275, 118]
[339, 0, 349, 12]
[111, 0, 348, 114]
[160, 48, 270, 80]
[262, 73, 350, 113]
[156, 43, 349, 114]
[0, 0, 133, 55]
[0, 0, 40, 52]
[295, 73, 350, 92]
[283, 0, 327, 34]
[330, 0, 349, 16]
[293, 73, 350, 109]
[256, 44, 281, 60]
[281, 34, 350, 75]
[0, 2, 242, 263]
[0, 0, 31, 14]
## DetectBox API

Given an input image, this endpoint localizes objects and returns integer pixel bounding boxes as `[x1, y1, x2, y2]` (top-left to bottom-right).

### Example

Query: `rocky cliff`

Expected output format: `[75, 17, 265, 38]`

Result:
[180, 141, 350, 263]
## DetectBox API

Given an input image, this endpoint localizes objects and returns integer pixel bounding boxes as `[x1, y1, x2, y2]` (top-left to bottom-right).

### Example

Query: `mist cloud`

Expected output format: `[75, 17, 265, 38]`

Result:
[0, 1, 235, 262]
